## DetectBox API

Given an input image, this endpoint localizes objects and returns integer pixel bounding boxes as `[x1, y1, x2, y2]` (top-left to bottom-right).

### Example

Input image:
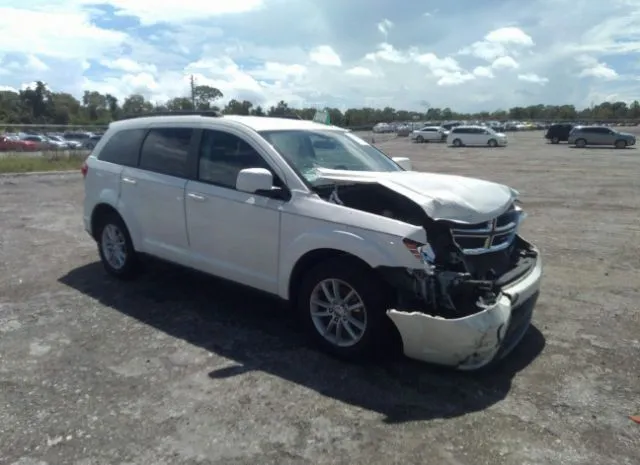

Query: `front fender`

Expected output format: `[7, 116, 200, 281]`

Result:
[278, 228, 405, 300]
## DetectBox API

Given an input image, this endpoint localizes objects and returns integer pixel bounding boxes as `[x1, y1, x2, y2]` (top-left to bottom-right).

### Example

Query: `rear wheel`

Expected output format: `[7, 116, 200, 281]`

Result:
[551, 136, 559, 144]
[452, 138, 462, 147]
[575, 138, 587, 148]
[96, 211, 139, 279]
[615, 139, 627, 149]
[296, 256, 394, 361]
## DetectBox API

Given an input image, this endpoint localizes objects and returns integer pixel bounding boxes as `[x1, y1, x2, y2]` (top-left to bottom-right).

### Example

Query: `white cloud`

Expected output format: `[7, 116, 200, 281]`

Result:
[473, 66, 494, 78]
[0, 6, 126, 59]
[365, 43, 409, 63]
[491, 56, 519, 70]
[345, 66, 373, 76]
[80, 0, 265, 25]
[579, 63, 618, 79]
[485, 27, 535, 46]
[377, 19, 393, 36]
[309, 45, 342, 67]
[518, 73, 549, 84]
[100, 58, 158, 74]
[459, 27, 534, 62]
[574, 55, 619, 80]
[26, 55, 49, 72]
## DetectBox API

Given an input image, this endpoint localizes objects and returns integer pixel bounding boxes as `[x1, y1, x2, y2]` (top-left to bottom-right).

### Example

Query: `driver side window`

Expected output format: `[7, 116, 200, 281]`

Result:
[197, 129, 282, 189]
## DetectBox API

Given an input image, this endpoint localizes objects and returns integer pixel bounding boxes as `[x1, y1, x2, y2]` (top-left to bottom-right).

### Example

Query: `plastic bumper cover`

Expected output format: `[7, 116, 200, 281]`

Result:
[386, 248, 542, 370]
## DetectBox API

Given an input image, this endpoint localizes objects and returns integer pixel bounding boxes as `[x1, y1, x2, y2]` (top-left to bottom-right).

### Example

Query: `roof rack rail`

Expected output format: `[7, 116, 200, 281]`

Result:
[118, 110, 222, 120]
[271, 113, 303, 120]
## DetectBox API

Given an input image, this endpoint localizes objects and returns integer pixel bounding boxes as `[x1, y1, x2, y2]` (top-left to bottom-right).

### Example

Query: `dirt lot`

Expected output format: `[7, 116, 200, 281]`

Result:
[1, 130, 638, 465]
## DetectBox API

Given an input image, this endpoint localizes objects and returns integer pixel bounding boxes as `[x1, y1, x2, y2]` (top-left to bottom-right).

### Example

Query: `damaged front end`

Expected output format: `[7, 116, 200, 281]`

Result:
[314, 176, 542, 370]
[380, 207, 542, 370]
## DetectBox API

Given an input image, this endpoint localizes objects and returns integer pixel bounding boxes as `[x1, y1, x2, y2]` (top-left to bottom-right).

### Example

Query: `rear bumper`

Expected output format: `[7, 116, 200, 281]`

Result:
[386, 247, 542, 370]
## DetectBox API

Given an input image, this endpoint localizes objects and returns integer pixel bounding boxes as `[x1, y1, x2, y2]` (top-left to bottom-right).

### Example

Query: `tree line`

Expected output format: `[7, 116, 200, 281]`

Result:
[1, 81, 640, 130]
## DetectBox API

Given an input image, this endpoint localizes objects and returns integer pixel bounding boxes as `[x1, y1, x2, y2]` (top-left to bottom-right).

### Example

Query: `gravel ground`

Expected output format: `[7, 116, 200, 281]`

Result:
[1, 130, 639, 465]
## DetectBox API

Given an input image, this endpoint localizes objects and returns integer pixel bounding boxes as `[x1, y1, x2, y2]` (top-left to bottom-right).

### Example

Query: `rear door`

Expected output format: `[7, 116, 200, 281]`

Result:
[119, 126, 195, 264]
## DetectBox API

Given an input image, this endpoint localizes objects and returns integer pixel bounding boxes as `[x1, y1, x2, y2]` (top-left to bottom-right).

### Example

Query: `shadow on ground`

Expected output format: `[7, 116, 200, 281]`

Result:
[59, 260, 546, 424]
[569, 146, 636, 150]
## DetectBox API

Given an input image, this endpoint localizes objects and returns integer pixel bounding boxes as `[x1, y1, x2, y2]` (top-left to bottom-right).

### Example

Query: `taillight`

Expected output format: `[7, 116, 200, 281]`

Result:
[81, 161, 88, 178]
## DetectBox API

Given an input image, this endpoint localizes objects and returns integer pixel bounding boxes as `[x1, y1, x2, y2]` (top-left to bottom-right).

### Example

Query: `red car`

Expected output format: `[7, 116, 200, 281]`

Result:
[0, 135, 39, 152]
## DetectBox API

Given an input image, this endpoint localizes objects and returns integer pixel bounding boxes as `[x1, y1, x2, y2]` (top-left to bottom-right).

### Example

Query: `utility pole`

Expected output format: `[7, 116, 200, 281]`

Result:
[190, 75, 196, 109]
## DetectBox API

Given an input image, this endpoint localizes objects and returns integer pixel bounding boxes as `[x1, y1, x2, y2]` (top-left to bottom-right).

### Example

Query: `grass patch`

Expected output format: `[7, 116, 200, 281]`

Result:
[0, 152, 88, 174]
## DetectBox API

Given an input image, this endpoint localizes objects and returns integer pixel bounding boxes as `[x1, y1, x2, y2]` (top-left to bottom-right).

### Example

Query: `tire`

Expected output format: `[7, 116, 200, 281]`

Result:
[296, 256, 394, 361]
[488, 139, 497, 147]
[452, 138, 462, 147]
[615, 139, 627, 149]
[416, 135, 424, 143]
[575, 138, 587, 148]
[95, 211, 139, 279]
[551, 137, 559, 144]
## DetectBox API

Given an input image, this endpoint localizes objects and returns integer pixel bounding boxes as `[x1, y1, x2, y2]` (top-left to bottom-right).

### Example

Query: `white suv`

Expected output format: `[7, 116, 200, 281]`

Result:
[82, 113, 542, 370]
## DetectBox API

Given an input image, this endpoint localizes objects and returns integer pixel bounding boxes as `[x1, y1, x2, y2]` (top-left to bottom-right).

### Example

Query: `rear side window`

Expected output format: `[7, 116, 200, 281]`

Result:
[139, 127, 194, 178]
[97, 128, 147, 166]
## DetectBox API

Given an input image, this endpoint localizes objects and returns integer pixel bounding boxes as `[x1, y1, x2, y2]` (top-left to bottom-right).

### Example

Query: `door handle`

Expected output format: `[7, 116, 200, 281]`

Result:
[187, 192, 206, 201]
[122, 177, 137, 185]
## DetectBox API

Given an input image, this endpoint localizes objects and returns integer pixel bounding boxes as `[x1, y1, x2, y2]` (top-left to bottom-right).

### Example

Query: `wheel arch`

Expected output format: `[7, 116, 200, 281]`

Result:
[90, 203, 120, 240]
[287, 248, 380, 302]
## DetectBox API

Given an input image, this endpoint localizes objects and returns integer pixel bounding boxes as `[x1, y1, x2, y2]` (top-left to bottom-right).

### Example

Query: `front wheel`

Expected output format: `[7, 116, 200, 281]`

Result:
[575, 138, 587, 148]
[615, 139, 627, 149]
[488, 139, 497, 147]
[452, 138, 462, 147]
[416, 135, 424, 143]
[551, 137, 559, 144]
[296, 256, 393, 361]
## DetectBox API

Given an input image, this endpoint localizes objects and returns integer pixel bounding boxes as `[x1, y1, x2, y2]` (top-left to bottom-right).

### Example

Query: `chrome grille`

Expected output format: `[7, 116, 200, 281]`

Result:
[450, 206, 525, 255]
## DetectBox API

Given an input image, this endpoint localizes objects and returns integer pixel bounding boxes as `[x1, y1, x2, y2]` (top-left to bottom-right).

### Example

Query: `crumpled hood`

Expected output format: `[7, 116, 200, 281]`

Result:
[315, 168, 518, 224]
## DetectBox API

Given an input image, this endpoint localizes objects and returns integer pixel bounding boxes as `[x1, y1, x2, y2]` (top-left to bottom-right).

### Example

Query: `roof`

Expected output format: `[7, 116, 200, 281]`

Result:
[109, 113, 343, 133]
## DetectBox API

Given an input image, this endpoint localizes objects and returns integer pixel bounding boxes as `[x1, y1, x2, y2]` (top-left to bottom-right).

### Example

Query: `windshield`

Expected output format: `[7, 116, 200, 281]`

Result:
[259, 129, 403, 185]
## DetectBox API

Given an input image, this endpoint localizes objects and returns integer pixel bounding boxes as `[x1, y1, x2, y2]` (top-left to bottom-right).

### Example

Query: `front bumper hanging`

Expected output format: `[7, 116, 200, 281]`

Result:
[386, 247, 543, 370]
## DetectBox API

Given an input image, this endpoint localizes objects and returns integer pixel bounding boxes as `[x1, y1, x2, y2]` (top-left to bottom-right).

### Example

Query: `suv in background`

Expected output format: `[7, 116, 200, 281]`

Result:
[446, 125, 508, 147]
[82, 112, 542, 370]
[568, 125, 636, 148]
[544, 123, 573, 144]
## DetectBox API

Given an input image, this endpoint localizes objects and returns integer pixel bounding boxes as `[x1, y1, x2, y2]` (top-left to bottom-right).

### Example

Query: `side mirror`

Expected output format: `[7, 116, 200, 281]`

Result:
[392, 157, 412, 171]
[236, 168, 273, 193]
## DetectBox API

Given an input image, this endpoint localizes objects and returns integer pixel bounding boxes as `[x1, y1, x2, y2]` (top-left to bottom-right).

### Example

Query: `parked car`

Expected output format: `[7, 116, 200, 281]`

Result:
[544, 124, 574, 144]
[1, 134, 35, 151]
[20, 135, 56, 151]
[82, 113, 542, 370]
[48, 134, 83, 149]
[410, 126, 447, 143]
[447, 125, 508, 147]
[568, 125, 636, 148]
[83, 134, 102, 149]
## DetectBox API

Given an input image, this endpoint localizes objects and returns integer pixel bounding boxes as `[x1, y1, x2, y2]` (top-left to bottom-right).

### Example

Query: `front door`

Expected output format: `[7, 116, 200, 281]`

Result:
[184, 129, 283, 294]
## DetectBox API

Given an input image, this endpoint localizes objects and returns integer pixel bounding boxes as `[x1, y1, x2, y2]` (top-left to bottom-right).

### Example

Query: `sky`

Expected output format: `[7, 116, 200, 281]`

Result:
[0, 0, 638, 112]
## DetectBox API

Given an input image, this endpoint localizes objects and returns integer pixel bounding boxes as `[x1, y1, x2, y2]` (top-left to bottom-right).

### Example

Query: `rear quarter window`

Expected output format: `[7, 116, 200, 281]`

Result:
[139, 127, 194, 178]
[97, 128, 147, 167]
